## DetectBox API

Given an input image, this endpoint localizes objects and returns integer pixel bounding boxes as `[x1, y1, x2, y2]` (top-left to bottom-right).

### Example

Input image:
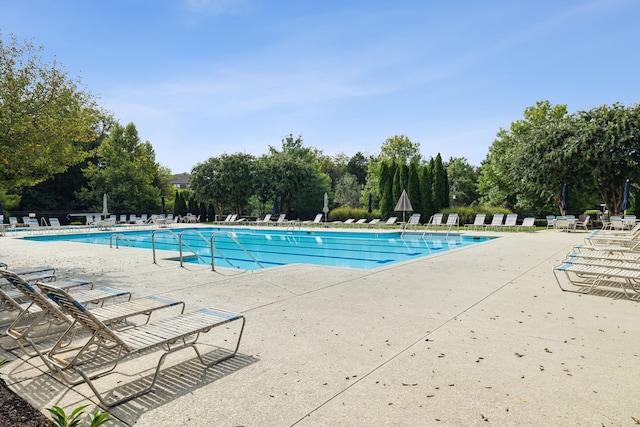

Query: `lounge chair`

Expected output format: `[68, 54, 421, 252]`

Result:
[255, 214, 272, 224]
[382, 217, 397, 227]
[464, 214, 486, 231]
[424, 213, 443, 231]
[354, 219, 368, 226]
[553, 254, 640, 298]
[574, 215, 590, 232]
[9, 217, 19, 229]
[302, 214, 322, 226]
[443, 213, 459, 231]
[0, 269, 128, 329]
[499, 214, 518, 231]
[402, 213, 421, 231]
[274, 214, 288, 226]
[546, 215, 556, 229]
[0, 263, 55, 278]
[6, 274, 184, 363]
[367, 218, 381, 228]
[39, 282, 245, 407]
[516, 217, 536, 232]
[487, 214, 504, 231]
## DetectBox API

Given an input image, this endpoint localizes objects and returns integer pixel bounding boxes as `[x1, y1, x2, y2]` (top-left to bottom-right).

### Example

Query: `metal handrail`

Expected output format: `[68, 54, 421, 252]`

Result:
[110, 233, 134, 248]
[152, 229, 207, 267]
[210, 231, 264, 271]
[178, 229, 216, 269]
[151, 229, 263, 271]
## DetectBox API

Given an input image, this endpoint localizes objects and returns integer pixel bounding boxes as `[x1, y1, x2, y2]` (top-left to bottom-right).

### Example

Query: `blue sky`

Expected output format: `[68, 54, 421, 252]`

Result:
[2, 0, 639, 173]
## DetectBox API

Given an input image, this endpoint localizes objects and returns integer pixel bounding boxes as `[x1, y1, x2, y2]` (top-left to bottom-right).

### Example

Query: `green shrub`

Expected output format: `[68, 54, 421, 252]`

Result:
[328, 207, 379, 222]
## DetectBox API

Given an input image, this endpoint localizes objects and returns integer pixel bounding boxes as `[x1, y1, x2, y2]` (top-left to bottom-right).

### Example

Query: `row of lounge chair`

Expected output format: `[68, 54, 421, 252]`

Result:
[553, 219, 640, 300]
[0, 264, 245, 407]
[221, 213, 399, 228]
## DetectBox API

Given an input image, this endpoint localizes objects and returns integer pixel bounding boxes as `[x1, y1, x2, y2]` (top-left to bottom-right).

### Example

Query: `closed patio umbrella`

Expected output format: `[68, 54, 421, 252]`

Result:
[367, 193, 372, 214]
[273, 197, 279, 215]
[323, 192, 329, 224]
[561, 184, 569, 216]
[394, 189, 413, 223]
[622, 179, 631, 215]
[102, 193, 109, 218]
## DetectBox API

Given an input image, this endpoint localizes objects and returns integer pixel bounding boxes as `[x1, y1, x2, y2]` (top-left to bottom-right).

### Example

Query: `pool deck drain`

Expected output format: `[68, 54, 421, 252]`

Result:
[1, 226, 639, 426]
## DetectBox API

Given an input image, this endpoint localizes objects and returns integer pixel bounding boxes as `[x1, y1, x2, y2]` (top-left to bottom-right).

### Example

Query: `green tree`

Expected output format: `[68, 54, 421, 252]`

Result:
[573, 103, 640, 214]
[173, 190, 187, 216]
[268, 134, 331, 218]
[334, 172, 361, 208]
[347, 152, 368, 185]
[420, 163, 435, 220]
[221, 153, 255, 215]
[190, 157, 227, 218]
[407, 162, 421, 216]
[379, 135, 422, 164]
[379, 161, 395, 219]
[446, 157, 479, 206]
[0, 34, 100, 190]
[432, 153, 449, 211]
[18, 115, 115, 211]
[77, 122, 161, 212]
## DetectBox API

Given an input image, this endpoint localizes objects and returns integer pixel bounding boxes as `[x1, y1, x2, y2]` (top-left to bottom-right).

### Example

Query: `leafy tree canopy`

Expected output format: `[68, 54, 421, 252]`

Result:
[0, 34, 100, 190]
[77, 122, 162, 212]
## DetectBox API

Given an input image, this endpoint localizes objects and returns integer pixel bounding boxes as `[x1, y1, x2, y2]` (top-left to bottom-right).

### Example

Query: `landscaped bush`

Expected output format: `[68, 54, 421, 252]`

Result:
[329, 207, 379, 222]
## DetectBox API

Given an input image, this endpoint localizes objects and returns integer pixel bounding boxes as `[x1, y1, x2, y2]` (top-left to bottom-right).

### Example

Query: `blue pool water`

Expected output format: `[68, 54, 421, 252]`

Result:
[25, 227, 495, 270]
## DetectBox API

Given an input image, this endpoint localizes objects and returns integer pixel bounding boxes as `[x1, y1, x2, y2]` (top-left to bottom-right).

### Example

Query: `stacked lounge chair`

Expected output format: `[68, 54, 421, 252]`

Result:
[0, 265, 246, 408]
[553, 220, 640, 299]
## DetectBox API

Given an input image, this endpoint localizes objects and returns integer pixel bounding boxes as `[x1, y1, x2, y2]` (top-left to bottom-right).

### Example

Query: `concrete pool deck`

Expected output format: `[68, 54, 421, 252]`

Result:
[1, 226, 639, 426]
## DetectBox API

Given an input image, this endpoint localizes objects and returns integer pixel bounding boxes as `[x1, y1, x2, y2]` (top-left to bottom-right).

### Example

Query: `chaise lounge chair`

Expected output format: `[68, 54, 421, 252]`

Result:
[424, 213, 443, 231]
[464, 214, 486, 231]
[5, 272, 184, 365]
[39, 282, 245, 407]
[402, 213, 421, 232]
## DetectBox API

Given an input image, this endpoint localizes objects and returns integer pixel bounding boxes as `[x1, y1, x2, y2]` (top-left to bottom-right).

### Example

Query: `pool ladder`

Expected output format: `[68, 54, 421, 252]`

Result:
[151, 229, 263, 271]
[110, 233, 135, 248]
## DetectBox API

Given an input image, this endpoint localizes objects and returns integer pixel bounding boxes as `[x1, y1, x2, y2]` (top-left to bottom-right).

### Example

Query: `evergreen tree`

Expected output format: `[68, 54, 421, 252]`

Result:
[407, 162, 422, 218]
[379, 161, 395, 219]
[400, 163, 409, 194]
[421, 162, 435, 220]
[432, 153, 449, 211]
[392, 162, 402, 206]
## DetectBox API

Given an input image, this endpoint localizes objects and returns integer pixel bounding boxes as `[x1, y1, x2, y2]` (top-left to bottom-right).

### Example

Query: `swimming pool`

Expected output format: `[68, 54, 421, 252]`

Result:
[25, 227, 496, 270]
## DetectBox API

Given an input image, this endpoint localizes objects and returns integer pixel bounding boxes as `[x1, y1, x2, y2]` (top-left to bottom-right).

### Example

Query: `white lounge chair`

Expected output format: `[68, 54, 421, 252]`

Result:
[516, 217, 536, 232]
[499, 214, 518, 231]
[488, 214, 504, 231]
[5, 271, 184, 362]
[424, 213, 443, 231]
[274, 214, 288, 226]
[574, 215, 590, 232]
[40, 282, 245, 407]
[382, 217, 397, 227]
[255, 214, 272, 224]
[302, 214, 323, 226]
[465, 214, 486, 231]
[546, 215, 556, 229]
[367, 218, 381, 228]
[403, 213, 421, 231]
[443, 213, 459, 231]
